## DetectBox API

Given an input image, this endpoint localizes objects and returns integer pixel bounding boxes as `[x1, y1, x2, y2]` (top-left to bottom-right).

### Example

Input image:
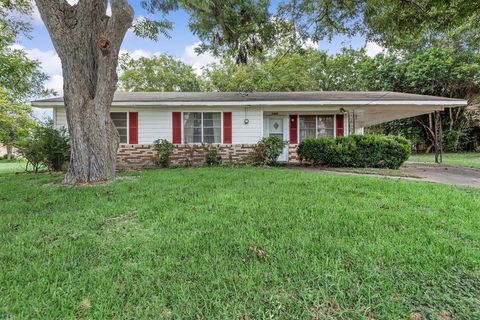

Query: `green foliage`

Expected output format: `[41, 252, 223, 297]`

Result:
[0, 0, 33, 47]
[248, 136, 287, 166]
[279, 0, 480, 52]
[0, 88, 36, 155]
[202, 144, 223, 166]
[119, 53, 203, 92]
[141, 0, 276, 64]
[153, 139, 175, 167]
[297, 135, 411, 169]
[16, 121, 70, 172]
[409, 152, 480, 169]
[0, 45, 54, 101]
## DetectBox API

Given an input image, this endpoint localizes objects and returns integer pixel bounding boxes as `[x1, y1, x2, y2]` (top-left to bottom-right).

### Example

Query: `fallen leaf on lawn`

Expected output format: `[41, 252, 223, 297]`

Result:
[411, 312, 422, 320]
[79, 298, 91, 310]
[325, 297, 341, 315]
[439, 311, 452, 320]
[249, 245, 268, 260]
[119, 280, 126, 290]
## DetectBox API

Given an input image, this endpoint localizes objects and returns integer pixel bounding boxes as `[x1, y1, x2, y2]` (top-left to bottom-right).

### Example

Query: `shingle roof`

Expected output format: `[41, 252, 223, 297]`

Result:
[31, 91, 467, 106]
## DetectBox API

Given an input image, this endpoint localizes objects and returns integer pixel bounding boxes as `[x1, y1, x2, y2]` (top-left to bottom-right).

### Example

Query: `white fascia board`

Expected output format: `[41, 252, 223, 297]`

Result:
[31, 99, 468, 108]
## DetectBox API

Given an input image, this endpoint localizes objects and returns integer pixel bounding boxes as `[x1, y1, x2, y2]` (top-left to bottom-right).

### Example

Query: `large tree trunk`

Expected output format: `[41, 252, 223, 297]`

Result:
[35, 0, 133, 184]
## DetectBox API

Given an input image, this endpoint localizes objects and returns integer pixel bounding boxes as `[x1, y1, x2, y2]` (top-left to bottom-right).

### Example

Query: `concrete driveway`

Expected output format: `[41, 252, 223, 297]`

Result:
[401, 163, 480, 188]
[295, 163, 480, 188]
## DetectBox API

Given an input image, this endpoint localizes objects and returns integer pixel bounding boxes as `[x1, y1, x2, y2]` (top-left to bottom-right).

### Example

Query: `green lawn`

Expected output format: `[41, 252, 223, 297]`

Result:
[0, 160, 26, 174]
[1, 166, 479, 319]
[408, 152, 480, 169]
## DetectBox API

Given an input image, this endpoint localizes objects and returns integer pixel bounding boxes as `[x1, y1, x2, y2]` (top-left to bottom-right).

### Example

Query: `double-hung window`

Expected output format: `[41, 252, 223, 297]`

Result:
[183, 112, 221, 143]
[298, 115, 335, 142]
[111, 112, 128, 143]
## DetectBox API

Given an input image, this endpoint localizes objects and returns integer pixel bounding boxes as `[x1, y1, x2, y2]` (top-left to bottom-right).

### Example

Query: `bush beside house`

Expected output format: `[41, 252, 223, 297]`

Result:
[297, 135, 411, 169]
[15, 121, 70, 172]
[247, 136, 287, 166]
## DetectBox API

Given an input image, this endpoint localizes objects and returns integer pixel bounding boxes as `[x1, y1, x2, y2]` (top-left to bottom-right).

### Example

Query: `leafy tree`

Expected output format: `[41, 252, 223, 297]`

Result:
[118, 53, 203, 92]
[204, 49, 326, 92]
[0, 44, 54, 101]
[143, 0, 276, 64]
[278, 0, 480, 51]
[0, 0, 32, 47]
[0, 88, 36, 160]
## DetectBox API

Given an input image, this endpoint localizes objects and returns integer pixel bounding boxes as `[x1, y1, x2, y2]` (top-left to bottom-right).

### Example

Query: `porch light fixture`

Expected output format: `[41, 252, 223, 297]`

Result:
[244, 106, 250, 125]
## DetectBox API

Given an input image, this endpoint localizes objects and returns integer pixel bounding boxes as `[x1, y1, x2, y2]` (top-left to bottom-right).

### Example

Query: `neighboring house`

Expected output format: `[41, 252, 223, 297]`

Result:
[0, 144, 6, 157]
[32, 91, 467, 167]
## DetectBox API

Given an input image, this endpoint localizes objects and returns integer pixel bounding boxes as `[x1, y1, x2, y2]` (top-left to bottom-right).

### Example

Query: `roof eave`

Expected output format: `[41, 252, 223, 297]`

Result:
[31, 99, 468, 108]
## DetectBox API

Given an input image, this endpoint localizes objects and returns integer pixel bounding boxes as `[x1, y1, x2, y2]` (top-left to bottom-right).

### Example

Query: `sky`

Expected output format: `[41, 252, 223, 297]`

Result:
[14, 0, 384, 118]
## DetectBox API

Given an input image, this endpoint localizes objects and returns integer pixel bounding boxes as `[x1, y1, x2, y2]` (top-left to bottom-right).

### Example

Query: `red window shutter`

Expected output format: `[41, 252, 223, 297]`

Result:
[172, 112, 182, 144]
[223, 112, 232, 144]
[289, 115, 298, 144]
[129, 112, 138, 144]
[336, 114, 344, 137]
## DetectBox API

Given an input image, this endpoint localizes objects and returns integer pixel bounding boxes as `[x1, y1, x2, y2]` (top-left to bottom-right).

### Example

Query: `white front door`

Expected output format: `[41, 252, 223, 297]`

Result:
[268, 117, 288, 162]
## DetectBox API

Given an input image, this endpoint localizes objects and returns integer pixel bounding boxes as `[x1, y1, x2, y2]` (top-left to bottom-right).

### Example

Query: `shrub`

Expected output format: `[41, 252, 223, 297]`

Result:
[248, 136, 287, 166]
[153, 139, 175, 167]
[16, 121, 70, 172]
[297, 134, 411, 169]
[203, 144, 222, 166]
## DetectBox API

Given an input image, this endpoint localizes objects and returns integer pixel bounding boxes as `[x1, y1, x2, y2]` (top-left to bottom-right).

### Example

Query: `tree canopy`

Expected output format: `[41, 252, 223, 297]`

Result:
[278, 0, 480, 51]
[118, 53, 203, 92]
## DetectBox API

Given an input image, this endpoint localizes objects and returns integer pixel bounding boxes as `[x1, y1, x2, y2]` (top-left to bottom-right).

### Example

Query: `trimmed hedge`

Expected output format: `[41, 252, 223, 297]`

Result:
[297, 134, 411, 169]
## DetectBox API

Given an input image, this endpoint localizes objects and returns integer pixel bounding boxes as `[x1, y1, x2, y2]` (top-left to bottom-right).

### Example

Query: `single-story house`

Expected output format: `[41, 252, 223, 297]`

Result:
[32, 91, 467, 166]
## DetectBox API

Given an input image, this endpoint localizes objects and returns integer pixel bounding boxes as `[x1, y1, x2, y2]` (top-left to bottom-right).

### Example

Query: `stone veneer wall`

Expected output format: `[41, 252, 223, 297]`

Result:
[117, 144, 302, 168]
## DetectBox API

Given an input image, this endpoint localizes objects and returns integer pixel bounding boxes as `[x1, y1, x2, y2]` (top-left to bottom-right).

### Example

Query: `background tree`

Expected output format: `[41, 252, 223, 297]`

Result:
[118, 53, 203, 92]
[278, 0, 480, 51]
[0, 88, 36, 160]
[0, 44, 54, 101]
[1, 1, 53, 160]
[143, 0, 276, 64]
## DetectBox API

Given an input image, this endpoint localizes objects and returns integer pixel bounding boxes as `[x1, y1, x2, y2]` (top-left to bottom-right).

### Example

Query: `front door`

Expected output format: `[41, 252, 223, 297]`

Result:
[268, 117, 288, 162]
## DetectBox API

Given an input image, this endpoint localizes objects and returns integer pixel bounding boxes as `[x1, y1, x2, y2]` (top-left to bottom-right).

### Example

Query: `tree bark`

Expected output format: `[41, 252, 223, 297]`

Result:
[35, 0, 133, 184]
[6, 144, 13, 160]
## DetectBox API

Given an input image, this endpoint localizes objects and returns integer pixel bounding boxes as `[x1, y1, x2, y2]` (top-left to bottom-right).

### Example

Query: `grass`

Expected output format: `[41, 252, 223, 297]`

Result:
[408, 152, 480, 169]
[1, 165, 480, 319]
[0, 159, 26, 174]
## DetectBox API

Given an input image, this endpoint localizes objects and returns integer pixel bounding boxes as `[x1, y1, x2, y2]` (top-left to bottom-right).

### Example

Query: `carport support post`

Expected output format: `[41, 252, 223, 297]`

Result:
[434, 111, 443, 164]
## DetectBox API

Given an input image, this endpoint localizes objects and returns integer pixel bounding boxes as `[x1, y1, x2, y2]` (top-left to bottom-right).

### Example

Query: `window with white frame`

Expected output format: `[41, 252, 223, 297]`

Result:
[299, 115, 316, 141]
[111, 112, 128, 143]
[317, 115, 334, 137]
[183, 112, 221, 143]
[299, 115, 335, 142]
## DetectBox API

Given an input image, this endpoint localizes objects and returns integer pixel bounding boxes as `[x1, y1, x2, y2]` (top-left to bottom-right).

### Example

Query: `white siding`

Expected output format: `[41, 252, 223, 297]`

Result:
[232, 107, 262, 144]
[52, 106, 263, 144]
[54, 108, 68, 130]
